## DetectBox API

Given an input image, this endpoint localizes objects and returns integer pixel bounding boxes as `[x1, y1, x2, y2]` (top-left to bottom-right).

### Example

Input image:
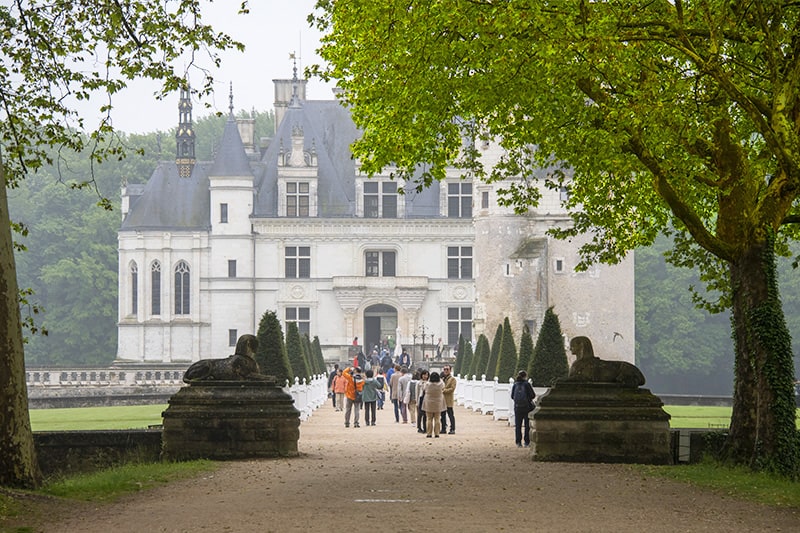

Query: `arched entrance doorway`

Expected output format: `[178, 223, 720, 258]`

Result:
[363, 304, 398, 357]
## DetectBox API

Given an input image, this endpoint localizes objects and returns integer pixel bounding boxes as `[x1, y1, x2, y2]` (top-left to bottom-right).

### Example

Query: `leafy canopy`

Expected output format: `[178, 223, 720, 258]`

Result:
[312, 1, 800, 280]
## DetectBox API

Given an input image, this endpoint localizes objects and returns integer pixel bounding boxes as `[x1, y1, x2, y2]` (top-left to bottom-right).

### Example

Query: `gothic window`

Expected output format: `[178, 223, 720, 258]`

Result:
[220, 203, 228, 223]
[286, 307, 310, 336]
[363, 181, 397, 218]
[285, 246, 311, 278]
[287, 182, 310, 217]
[447, 246, 472, 279]
[151, 261, 161, 315]
[365, 251, 396, 277]
[447, 307, 472, 346]
[130, 262, 138, 315]
[174, 261, 190, 315]
[448, 182, 472, 218]
[228, 259, 237, 278]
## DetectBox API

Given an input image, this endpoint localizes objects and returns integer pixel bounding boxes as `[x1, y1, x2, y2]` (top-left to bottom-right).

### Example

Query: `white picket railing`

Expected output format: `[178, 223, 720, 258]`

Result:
[455, 374, 550, 424]
[284, 374, 328, 422]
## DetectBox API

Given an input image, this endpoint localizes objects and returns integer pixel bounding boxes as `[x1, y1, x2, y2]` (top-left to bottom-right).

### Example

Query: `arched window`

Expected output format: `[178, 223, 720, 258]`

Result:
[151, 261, 161, 315]
[174, 260, 190, 315]
[130, 261, 138, 315]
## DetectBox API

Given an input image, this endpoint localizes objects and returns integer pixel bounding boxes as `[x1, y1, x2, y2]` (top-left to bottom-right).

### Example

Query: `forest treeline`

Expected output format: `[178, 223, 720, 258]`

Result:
[9, 110, 799, 394]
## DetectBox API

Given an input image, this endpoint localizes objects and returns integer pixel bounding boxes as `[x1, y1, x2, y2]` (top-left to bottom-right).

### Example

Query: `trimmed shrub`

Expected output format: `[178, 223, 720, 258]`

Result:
[529, 307, 569, 386]
[255, 310, 292, 386]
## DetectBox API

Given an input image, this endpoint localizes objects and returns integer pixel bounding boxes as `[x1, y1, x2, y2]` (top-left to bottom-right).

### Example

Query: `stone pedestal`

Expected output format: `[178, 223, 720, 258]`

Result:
[161, 380, 300, 461]
[531, 382, 672, 464]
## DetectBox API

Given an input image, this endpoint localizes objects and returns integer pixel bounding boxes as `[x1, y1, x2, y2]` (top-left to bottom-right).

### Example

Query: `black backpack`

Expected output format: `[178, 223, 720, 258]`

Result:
[513, 381, 531, 406]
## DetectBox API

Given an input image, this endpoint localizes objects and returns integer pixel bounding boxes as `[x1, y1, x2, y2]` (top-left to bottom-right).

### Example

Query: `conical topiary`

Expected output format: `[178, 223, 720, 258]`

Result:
[529, 307, 569, 386]
[312, 335, 327, 375]
[454, 334, 466, 375]
[301, 333, 316, 376]
[495, 317, 518, 382]
[286, 322, 310, 382]
[517, 323, 534, 378]
[470, 334, 490, 379]
[255, 310, 292, 386]
[485, 323, 503, 379]
[459, 339, 474, 378]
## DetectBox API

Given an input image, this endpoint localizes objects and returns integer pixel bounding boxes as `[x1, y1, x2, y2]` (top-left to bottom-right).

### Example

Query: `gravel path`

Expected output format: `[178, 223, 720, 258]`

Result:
[28, 401, 800, 532]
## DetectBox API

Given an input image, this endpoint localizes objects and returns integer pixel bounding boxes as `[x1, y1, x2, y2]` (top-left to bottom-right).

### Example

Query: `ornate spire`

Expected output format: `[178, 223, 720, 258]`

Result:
[228, 82, 234, 117]
[289, 51, 301, 108]
[176, 83, 196, 178]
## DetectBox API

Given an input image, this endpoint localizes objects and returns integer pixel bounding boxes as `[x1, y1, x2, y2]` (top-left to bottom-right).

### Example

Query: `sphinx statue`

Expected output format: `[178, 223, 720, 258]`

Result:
[564, 336, 645, 388]
[183, 334, 270, 382]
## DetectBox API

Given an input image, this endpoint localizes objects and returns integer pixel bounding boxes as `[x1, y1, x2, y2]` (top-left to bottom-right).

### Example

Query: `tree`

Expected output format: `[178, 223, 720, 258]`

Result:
[517, 324, 534, 380]
[485, 324, 503, 380]
[301, 333, 316, 376]
[495, 317, 518, 382]
[469, 334, 490, 379]
[286, 322, 309, 383]
[312, 336, 327, 376]
[530, 307, 569, 387]
[459, 338, 474, 379]
[0, 0, 242, 489]
[255, 310, 292, 387]
[453, 334, 466, 375]
[313, 1, 800, 476]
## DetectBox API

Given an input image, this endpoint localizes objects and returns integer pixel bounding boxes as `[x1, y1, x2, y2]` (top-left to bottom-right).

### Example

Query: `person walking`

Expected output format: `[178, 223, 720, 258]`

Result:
[416, 369, 429, 433]
[389, 364, 402, 423]
[406, 370, 419, 427]
[361, 369, 381, 426]
[440, 365, 457, 434]
[511, 370, 536, 447]
[332, 369, 346, 411]
[422, 371, 446, 438]
[397, 366, 411, 423]
[343, 367, 364, 428]
[327, 364, 340, 409]
[376, 370, 387, 410]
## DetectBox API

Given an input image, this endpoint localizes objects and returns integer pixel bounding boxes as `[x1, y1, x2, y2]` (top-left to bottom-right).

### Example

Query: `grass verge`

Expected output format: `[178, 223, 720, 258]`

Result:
[637, 461, 800, 508]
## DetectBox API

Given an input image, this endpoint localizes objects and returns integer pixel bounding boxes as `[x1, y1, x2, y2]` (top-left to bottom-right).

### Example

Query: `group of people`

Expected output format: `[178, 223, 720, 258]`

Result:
[327, 363, 457, 438]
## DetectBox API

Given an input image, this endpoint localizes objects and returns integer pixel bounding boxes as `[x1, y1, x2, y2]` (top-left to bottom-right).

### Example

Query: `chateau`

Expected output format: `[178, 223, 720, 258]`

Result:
[117, 73, 635, 367]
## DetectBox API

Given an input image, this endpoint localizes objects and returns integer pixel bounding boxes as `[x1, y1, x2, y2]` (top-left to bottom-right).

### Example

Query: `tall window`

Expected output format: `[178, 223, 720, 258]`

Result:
[151, 261, 161, 315]
[287, 182, 310, 217]
[286, 307, 310, 336]
[448, 182, 472, 218]
[285, 246, 311, 278]
[220, 203, 228, 223]
[365, 251, 396, 277]
[228, 259, 237, 278]
[481, 191, 489, 209]
[130, 262, 138, 315]
[364, 181, 397, 218]
[228, 329, 238, 347]
[174, 261, 190, 315]
[447, 246, 473, 279]
[447, 307, 472, 346]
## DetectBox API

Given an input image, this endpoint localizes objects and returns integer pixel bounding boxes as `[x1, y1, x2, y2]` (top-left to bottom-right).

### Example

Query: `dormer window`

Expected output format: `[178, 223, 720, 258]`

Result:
[287, 182, 310, 217]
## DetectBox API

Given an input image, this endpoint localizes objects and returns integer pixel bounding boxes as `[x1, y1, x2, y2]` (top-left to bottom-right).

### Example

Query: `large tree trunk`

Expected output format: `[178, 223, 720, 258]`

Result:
[0, 154, 42, 488]
[726, 236, 798, 477]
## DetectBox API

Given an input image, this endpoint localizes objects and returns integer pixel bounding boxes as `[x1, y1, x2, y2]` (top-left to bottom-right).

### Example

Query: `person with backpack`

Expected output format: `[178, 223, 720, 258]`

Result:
[361, 369, 382, 426]
[343, 367, 365, 428]
[511, 370, 536, 447]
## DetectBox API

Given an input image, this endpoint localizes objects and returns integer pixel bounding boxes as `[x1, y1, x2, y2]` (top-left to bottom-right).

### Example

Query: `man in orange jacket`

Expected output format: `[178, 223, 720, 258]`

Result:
[342, 367, 364, 428]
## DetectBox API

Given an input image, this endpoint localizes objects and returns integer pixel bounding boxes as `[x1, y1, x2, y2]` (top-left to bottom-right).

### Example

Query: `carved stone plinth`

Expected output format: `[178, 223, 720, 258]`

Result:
[531, 382, 672, 465]
[161, 380, 300, 461]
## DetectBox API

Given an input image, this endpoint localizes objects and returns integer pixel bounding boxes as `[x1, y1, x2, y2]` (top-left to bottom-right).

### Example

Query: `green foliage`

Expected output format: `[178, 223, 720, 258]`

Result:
[495, 317, 518, 383]
[42, 460, 217, 502]
[459, 338, 474, 379]
[516, 324, 533, 378]
[285, 322, 309, 383]
[469, 334, 490, 379]
[255, 310, 292, 386]
[301, 333, 316, 376]
[312, 336, 327, 375]
[454, 334, 466, 375]
[485, 324, 503, 380]
[635, 236, 734, 394]
[529, 307, 569, 387]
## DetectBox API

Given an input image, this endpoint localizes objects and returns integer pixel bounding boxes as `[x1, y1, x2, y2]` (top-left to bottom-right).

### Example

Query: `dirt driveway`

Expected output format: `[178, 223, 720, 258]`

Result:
[25, 401, 800, 532]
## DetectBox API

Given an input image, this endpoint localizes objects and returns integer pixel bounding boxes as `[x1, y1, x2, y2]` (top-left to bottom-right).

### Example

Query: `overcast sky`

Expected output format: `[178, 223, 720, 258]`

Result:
[107, 0, 332, 134]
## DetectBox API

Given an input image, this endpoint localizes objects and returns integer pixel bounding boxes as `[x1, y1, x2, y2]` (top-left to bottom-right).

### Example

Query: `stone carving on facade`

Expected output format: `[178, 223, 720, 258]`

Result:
[183, 334, 270, 382]
[564, 336, 645, 388]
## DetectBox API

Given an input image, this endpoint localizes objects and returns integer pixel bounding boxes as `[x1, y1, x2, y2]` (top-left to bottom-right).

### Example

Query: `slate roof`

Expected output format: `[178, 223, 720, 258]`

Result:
[121, 97, 445, 232]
